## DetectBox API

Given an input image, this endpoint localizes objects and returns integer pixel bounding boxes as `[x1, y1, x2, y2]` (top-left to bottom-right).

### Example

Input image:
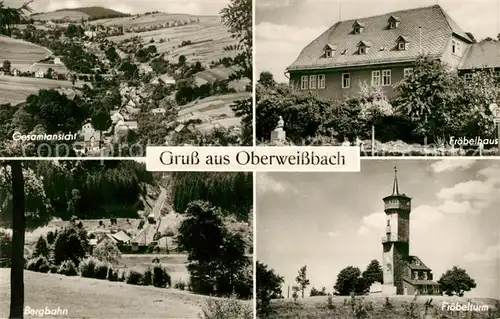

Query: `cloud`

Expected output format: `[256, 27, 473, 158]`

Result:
[464, 244, 499, 263]
[257, 173, 297, 195]
[256, 0, 297, 10]
[430, 159, 476, 173]
[357, 211, 385, 235]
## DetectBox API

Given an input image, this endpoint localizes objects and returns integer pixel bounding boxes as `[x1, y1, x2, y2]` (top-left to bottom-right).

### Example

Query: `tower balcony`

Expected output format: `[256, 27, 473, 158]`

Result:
[384, 201, 411, 211]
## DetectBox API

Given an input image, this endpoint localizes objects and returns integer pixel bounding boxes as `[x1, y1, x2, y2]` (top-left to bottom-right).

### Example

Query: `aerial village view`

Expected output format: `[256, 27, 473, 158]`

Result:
[0, 0, 252, 157]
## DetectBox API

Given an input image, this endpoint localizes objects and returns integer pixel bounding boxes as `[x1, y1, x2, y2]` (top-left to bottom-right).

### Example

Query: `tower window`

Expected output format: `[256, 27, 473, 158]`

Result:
[387, 219, 390, 226]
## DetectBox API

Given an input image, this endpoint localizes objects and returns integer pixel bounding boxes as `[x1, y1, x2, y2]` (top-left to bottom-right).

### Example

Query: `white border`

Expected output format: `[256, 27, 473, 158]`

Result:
[252, 0, 257, 148]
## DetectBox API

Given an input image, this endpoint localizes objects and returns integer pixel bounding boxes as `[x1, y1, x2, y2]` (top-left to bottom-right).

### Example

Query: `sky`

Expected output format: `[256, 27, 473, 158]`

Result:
[3, 0, 229, 16]
[256, 0, 500, 82]
[256, 159, 500, 299]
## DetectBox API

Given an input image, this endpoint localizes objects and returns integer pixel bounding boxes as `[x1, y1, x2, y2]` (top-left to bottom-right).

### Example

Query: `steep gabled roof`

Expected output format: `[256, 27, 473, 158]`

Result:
[405, 255, 431, 271]
[287, 5, 472, 71]
[459, 41, 500, 70]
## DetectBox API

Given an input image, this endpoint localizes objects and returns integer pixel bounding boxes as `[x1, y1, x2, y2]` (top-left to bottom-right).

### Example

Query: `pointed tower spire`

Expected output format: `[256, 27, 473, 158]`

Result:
[392, 166, 399, 195]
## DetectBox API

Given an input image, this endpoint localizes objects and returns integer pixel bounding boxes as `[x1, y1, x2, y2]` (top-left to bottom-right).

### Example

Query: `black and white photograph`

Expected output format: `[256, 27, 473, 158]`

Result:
[0, 161, 253, 318]
[0, 0, 252, 158]
[255, 0, 500, 156]
[256, 159, 500, 318]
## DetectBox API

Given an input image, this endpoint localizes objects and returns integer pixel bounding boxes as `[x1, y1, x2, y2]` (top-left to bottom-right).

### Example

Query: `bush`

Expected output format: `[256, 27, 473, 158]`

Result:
[0, 231, 12, 267]
[174, 280, 186, 290]
[58, 260, 78, 276]
[26, 256, 50, 273]
[201, 297, 252, 319]
[142, 267, 152, 286]
[79, 257, 99, 278]
[33, 235, 50, 258]
[119, 270, 126, 282]
[93, 240, 121, 264]
[95, 261, 109, 280]
[152, 265, 171, 288]
[50, 265, 58, 273]
[126, 269, 143, 285]
[54, 226, 89, 266]
[107, 267, 119, 281]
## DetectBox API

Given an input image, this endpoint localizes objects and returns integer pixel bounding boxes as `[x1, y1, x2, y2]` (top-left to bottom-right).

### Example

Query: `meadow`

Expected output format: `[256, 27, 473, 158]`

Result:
[31, 10, 90, 22]
[177, 92, 249, 132]
[0, 269, 226, 318]
[266, 295, 500, 319]
[0, 76, 81, 106]
[107, 15, 240, 65]
[0, 35, 51, 70]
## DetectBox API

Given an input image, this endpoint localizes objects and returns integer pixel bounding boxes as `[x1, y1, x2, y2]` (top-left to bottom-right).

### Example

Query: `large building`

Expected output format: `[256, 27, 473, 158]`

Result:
[381, 167, 441, 295]
[287, 5, 500, 100]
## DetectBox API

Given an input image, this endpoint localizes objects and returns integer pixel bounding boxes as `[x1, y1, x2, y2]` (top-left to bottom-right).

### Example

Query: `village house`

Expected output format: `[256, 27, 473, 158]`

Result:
[288, 5, 500, 100]
[80, 121, 102, 153]
[29, 62, 70, 80]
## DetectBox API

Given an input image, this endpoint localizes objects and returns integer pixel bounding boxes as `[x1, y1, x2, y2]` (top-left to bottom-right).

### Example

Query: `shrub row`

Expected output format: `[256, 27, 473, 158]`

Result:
[125, 266, 171, 288]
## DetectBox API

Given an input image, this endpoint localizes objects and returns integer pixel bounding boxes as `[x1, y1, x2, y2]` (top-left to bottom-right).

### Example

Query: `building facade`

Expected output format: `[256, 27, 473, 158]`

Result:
[381, 167, 441, 295]
[287, 5, 500, 100]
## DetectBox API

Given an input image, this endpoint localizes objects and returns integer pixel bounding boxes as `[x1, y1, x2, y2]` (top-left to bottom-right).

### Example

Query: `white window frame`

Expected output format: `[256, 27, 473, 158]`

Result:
[309, 75, 317, 89]
[452, 39, 461, 56]
[325, 49, 332, 58]
[382, 69, 392, 86]
[464, 73, 472, 83]
[398, 42, 406, 50]
[371, 70, 381, 86]
[359, 46, 366, 55]
[301, 76, 308, 90]
[389, 21, 397, 29]
[318, 74, 326, 89]
[342, 73, 350, 89]
[354, 27, 360, 34]
[403, 68, 413, 77]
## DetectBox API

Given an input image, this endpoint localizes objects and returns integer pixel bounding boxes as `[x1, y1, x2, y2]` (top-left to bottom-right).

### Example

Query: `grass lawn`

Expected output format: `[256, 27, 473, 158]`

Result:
[266, 295, 500, 319]
[0, 36, 51, 70]
[0, 268, 229, 318]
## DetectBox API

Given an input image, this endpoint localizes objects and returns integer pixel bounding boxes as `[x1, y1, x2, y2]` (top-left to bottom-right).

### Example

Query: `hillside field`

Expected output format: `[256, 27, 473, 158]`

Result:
[0, 76, 83, 106]
[0, 269, 250, 318]
[0, 36, 51, 70]
[178, 92, 249, 132]
[107, 15, 240, 65]
[31, 10, 90, 22]
[267, 295, 500, 319]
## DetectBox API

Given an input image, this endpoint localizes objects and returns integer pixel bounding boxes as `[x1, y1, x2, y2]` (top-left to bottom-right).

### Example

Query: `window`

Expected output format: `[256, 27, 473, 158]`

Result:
[452, 39, 461, 56]
[415, 259, 420, 266]
[386, 219, 390, 226]
[464, 73, 472, 83]
[354, 27, 360, 34]
[403, 68, 413, 77]
[342, 73, 350, 89]
[371, 70, 381, 86]
[301, 76, 308, 90]
[495, 71, 500, 78]
[359, 46, 366, 55]
[398, 42, 406, 50]
[389, 21, 397, 29]
[309, 75, 317, 89]
[382, 69, 392, 86]
[318, 74, 326, 89]
[325, 50, 332, 58]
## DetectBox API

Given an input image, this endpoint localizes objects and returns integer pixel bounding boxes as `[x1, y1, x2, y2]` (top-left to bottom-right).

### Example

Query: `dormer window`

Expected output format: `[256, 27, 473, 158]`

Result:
[323, 44, 337, 58]
[396, 36, 410, 51]
[357, 40, 372, 55]
[352, 20, 365, 34]
[388, 16, 400, 29]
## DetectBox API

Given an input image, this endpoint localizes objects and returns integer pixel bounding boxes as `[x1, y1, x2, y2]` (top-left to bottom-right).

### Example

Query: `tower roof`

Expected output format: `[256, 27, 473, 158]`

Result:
[392, 166, 399, 195]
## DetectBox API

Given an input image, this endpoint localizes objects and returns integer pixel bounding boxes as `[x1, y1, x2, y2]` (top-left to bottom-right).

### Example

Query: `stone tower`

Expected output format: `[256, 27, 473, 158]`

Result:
[382, 167, 412, 295]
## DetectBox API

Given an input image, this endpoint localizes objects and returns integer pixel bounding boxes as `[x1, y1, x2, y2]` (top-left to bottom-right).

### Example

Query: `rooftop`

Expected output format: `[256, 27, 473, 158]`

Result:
[287, 5, 472, 71]
[460, 40, 500, 70]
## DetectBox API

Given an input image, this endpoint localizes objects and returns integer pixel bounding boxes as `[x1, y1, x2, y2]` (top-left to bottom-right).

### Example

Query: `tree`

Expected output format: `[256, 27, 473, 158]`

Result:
[178, 55, 186, 66]
[230, 97, 252, 146]
[295, 265, 310, 298]
[256, 261, 284, 316]
[33, 235, 49, 258]
[8, 161, 25, 319]
[93, 239, 121, 264]
[310, 286, 327, 296]
[258, 71, 276, 89]
[438, 266, 477, 297]
[221, 0, 252, 80]
[291, 286, 300, 303]
[0, 230, 12, 267]
[334, 266, 365, 296]
[2, 60, 11, 73]
[361, 260, 383, 285]
[53, 225, 89, 266]
[0, 1, 33, 36]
